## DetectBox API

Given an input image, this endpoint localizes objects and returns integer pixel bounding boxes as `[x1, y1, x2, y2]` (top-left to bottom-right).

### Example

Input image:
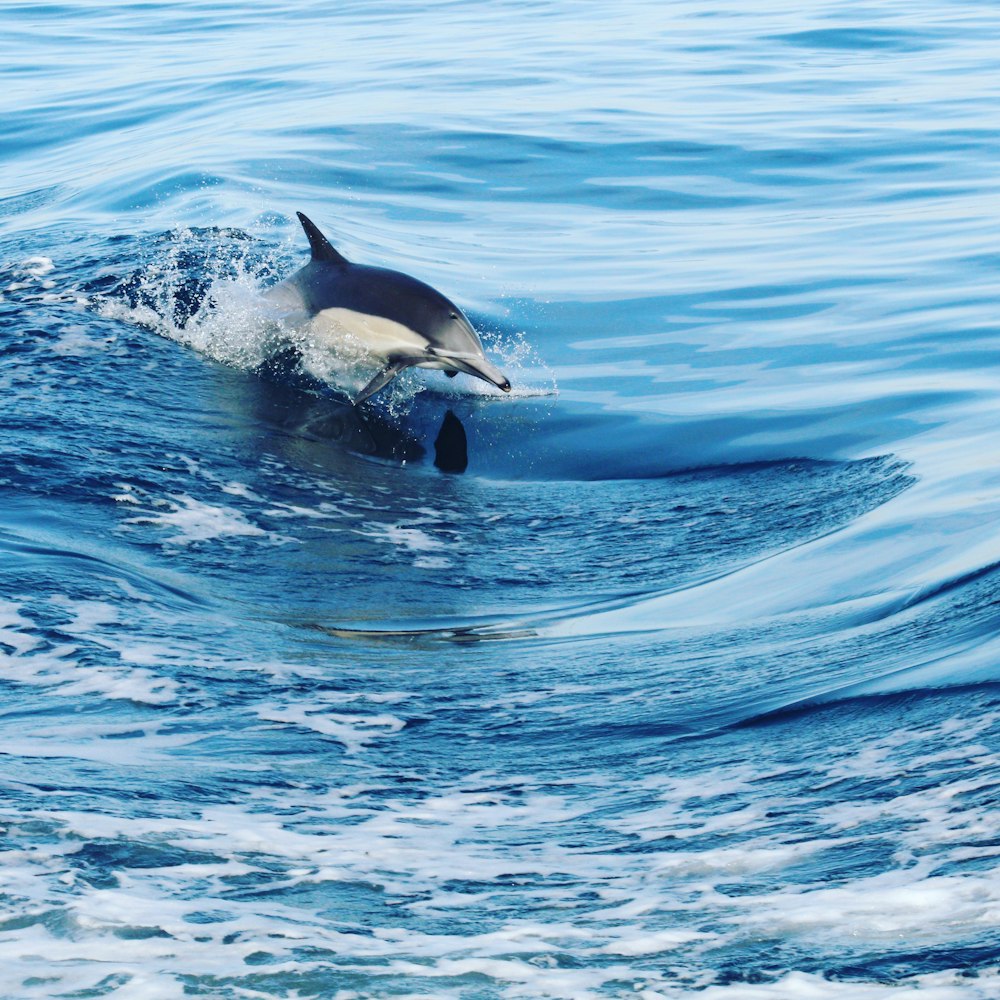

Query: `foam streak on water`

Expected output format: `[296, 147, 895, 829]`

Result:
[2, 1, 1000, 996]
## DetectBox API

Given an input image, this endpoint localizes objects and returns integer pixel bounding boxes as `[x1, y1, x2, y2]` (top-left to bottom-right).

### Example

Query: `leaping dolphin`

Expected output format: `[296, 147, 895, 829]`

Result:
[270, 212, 512, 405]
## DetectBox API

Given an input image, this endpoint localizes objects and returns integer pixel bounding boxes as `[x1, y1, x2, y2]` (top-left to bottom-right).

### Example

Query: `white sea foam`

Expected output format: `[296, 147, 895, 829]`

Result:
[220, 480, 263, 500]
[0, 732, 996, 999]
[0, 599, 180, 706]
[49, 325, 118, 356]
[673, 970, 1000, 999]
[256, 702, 407, 753]
[121, 492, 284, 546]
[23, 256, 54, 277]
[0, 600, 42, 655]
[367, 524, 446, 552]
[356, 521, 456, 570]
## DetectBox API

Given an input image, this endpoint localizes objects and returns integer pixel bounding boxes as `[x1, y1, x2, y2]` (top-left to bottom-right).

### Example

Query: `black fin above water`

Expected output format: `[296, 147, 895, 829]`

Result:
[296, 212, 350, 266]
[434, 409, 468, 473]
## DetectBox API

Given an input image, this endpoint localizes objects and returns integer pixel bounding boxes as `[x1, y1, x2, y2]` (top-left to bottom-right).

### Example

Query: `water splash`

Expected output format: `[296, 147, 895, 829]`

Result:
[89, 226, 554, 412]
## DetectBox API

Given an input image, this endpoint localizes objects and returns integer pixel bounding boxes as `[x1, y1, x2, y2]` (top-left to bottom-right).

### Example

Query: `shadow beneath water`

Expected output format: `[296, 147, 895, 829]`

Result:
[216, 362, 474, 477]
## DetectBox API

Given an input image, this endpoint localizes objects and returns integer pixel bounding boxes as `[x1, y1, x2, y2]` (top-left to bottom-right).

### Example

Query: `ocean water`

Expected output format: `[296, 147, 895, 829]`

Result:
[2, 0, 1000, 996]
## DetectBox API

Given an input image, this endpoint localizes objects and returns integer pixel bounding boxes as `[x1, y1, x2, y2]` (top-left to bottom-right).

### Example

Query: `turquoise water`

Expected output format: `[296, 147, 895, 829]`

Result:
[3, 1, 1000, 996]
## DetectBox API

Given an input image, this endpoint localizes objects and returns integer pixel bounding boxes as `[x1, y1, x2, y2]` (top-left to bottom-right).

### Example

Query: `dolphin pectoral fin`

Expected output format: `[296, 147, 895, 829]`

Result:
[445, 370, 458, 378]
[353, 357, 429, 405]
[354, 362, 406, 405]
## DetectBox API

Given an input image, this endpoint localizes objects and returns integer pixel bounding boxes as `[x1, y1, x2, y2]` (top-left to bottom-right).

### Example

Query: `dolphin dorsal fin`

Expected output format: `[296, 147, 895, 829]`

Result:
[296, 212, 349, 266]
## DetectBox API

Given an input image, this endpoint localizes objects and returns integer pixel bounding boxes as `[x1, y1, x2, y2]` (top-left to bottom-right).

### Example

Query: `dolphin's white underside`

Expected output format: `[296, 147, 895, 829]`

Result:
[311, 307, 441, 366]
[285, 299, 480, 370]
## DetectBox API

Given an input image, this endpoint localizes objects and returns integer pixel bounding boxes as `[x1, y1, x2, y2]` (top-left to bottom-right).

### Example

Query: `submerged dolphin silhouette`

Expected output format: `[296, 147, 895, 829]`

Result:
[272, 212, 512, 405]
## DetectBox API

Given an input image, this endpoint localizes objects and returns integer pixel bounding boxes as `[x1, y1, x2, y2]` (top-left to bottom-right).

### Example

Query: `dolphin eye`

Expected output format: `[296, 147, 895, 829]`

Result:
[449, 312, 458, 320]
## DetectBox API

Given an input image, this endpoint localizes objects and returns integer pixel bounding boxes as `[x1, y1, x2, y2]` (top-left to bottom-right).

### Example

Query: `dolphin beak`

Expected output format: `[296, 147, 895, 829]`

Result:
[458, 356, 511, 394]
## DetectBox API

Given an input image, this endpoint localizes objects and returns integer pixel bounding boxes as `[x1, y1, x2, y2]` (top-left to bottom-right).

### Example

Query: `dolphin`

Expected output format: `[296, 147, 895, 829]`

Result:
[270, 212, 512, 405]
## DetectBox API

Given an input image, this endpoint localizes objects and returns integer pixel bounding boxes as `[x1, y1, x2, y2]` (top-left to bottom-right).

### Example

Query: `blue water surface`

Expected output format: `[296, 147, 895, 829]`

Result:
[2, 1, 1000, 996]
